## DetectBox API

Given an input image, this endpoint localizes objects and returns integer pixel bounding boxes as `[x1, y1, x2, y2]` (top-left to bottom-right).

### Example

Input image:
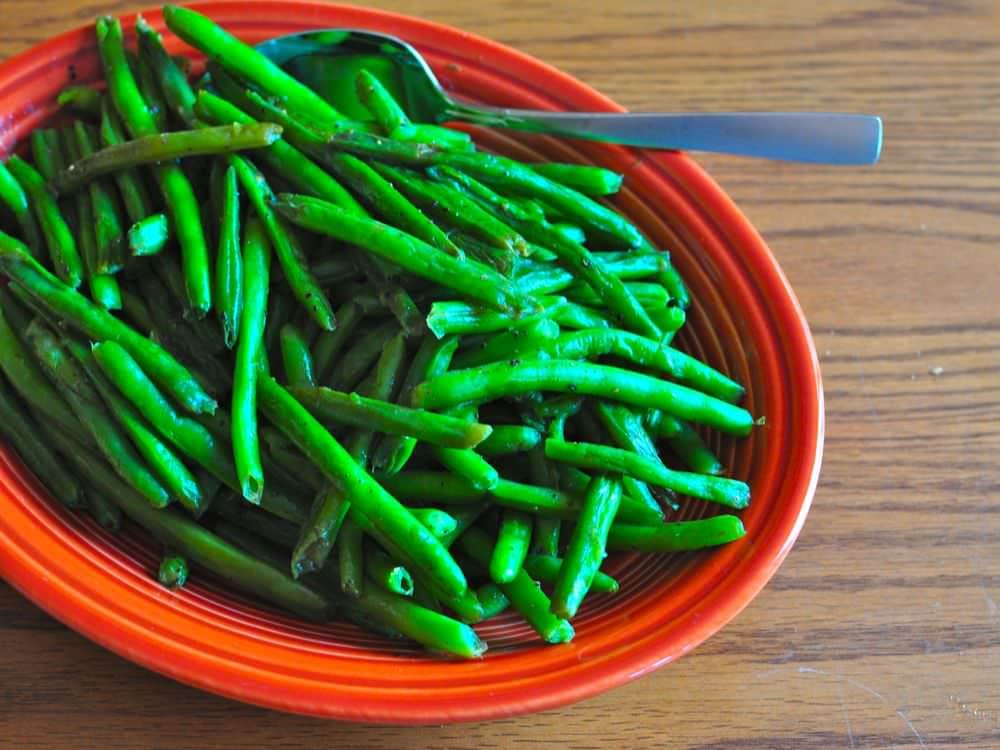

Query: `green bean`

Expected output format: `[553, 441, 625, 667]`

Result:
[311, 300, 366, 383]
[533, 329, 745, 403]
[97, 16, 211, 316]
[549, 300, 612, 330]
[287, 385, 492, 448]
[337, 519, 365, 597]
[657, 261, 690, 309]
[551, 474, 622, 618]
[99, 97, 154, 224]
[163, 5, 345, 128]
[545, 438, 749, 508]
[279, 324, 315, 387]
[231, 216, 271, 502]
[0, 246, 216, 413]
[343, 331, 407, 469]
[158, 554, 189, 589]
[355, 68, 408, 135]
[65, 438, 329, 619]
[428, 164, 544, 224]
[291, 484, 350, 578]
[374, 470, 485, 505]
[453, 318, 560, 370]
[516, 251, 667, 291]
[58, 129, 122, 310]
[550, 222, 585, 245]
[118, 289, 155, 333]
[27, 322, 171, 509]
[645, 409, 682, 439]
[5, 157, 83, 288]
[530, 162, 623, 196]
[374, 162, 527, 255]
[72, 122, 127, 274]
[214, 492, 299, 548]
[57, 85, 102, 117]
[330, 574, 485, 657]
[0, 291, 91, 444]
[91, 341, 237, 491]
[136, 16, 197, 125]
[476, 425, 542, 456]
[193, 91, 363, 213]
[476, 583, 510, 618]
[229, 155, 335, 331]
[371, 335, 458, 475]
[433, 429, 499, 491]
[414, 358, 753, 436]
[351, 251, 426, 337]
[64, 337, 203, 515]
[425, 297, 560, 339]
[327, 153, 461, 256]
[29, 129, 64, 185]
[607, 516, 746, 551]
[458, 526, 573, 644]
[274, 194, 533, 314]
[666, 420, 724, 475]
[527, 446, 562, 556]
[130, 48, 169, 131]
[257, 375, 471, 600]
[54, 123, 283, 194]
[566, 281, 669, 310]
[490, 510, 532, 584]
[264, 291, 292, 366]
[408, 508, 458, 540]
[0, 376, 84, 508]
[366, 545, 414, 597]
[128, 213, 170, 257]
[393, 124, 473, 151]
[0, 161, 43, 258]
[649, 304, 686, 335]
[83, 479, 124, 531]
[524, 554, 618, 594]
[327, 319, 399, 392]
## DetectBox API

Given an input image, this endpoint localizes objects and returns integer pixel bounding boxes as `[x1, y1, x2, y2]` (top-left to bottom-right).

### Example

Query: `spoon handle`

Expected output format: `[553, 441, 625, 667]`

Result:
[444, 106, 883, 165]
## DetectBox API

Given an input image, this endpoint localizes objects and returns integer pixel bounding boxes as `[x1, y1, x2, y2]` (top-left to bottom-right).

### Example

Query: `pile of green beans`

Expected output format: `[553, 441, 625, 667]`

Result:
[0, 6, 754, 659]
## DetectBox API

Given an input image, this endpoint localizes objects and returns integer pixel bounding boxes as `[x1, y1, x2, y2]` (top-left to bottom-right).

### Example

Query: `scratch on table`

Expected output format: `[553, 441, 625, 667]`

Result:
[798, 666, 886, 703]
[896, 708, 929, 749]
[840, 684, 857, 749]
[982, 586, 997, 624]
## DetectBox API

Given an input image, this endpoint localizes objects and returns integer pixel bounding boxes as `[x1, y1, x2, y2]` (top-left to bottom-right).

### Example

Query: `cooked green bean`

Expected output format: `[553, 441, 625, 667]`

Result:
[291, 484, 350, 579]
[337, 519, 365, 597]
[158, 554, 189, 589]
[530, 162, 623, 196]
[215, 166, 243, 349]
[524, 554, 618, 594]
[136, 16, 197, 125]
[57, 85, 102, 117]
[55, 123, 283, 194]
[257, 375, 471, 600]
[0, 161, 43, 258]
[545, 438, 749, 508]
[458, 526, 573, 644]
[551, 474, 622, 618]
[414, 358, 753, 436]
[288, 385, 492, 448]
[128, 213, 170, 257]
[477, 425, 542, 456]
[229, 155, 335, 331]
[426, 297, 560, 339]
[27, 322, 171, 509]
[0, 376, 84, 508]
[274, 194, 533, 314]
[607, 516, 747, 551]
[326, 319, 399, 392]
[311, 299, 367, 382]
[97, 16, 211, 316]
[99, 97, 154, 224]
[355, 68, 408, 135]
[279, 324, 315, 387]
[453, 318, 560, 370]
[490, 510, 532, 584]
[163, 5, 345, 128]
[65, 337, 203, 515]
[667, 420, 724, 475]
[408, 508, 458, 540]
[5, 156, 84, 288]
[366, 545, 414, 597]
[428, 164, 545, 224]
[72, 121, 127, 274]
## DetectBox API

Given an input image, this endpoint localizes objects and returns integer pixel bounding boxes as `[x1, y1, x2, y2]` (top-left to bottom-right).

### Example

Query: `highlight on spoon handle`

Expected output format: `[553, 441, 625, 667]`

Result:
[445, 107, 884, 165]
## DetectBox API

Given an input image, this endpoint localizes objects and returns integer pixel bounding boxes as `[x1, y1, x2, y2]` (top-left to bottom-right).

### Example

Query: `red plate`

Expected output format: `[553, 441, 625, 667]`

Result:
[0, 1, 823, 723]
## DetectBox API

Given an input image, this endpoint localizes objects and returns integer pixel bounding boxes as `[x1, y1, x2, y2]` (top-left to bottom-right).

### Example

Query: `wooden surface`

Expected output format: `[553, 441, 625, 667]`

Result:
[2, 1, 998, 747]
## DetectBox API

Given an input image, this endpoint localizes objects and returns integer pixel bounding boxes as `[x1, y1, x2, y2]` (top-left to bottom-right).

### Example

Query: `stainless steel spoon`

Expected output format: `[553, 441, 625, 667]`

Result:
[256, 29, 883, 165]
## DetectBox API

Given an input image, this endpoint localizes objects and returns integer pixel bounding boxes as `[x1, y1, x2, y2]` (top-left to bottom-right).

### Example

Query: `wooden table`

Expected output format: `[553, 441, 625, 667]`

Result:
[2, 1, 998, 747]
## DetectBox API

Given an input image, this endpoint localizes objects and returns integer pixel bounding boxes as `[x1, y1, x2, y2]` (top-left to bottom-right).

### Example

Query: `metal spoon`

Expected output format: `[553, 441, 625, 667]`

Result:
[256, 29, 882, 165]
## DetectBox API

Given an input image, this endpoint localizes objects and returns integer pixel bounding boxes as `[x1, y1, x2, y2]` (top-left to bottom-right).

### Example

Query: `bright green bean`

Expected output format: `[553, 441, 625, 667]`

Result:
[128, 213, 170, 257]
[607, 516, 747, 551]
[490, 510, 532, 584]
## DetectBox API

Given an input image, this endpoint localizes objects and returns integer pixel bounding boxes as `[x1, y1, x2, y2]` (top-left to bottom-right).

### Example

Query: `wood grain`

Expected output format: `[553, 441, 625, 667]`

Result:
[2, 1, 998, 747]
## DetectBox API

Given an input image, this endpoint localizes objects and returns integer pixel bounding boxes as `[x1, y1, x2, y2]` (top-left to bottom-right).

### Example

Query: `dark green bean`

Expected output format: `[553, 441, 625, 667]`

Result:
[158, 554, 189, 588]
[72, 121, 127, 274]
[0, 161, 44, 258]
[337, 519, 365, 597]
[99, 97, 154, 224]
[476, 425, 542, 456]
[291, 484, 350, 579]
[136, 16, 197, 125]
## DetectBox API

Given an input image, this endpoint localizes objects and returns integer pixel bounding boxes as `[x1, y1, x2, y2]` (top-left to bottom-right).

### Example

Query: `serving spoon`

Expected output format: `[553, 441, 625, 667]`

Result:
[256, 29, 883, 166]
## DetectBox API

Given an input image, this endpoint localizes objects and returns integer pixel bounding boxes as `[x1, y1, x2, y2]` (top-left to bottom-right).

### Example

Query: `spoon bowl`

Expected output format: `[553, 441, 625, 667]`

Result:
[257, 28, 882, 165]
